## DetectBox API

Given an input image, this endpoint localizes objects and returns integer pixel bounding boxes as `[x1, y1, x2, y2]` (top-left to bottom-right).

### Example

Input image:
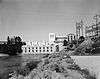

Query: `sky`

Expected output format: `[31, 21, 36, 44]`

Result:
[0, 0, 100, 41]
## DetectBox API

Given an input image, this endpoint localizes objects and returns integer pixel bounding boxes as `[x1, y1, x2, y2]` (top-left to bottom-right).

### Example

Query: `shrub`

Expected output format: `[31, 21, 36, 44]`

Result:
[67, 64, 81, 71]
[16, 60, 41, 76]
[81, 68, 97, 79]
[25, 61, 39, 71]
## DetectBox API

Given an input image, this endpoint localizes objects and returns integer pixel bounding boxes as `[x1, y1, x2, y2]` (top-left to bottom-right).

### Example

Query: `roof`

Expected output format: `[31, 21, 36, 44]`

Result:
[0, 41, 7, 44]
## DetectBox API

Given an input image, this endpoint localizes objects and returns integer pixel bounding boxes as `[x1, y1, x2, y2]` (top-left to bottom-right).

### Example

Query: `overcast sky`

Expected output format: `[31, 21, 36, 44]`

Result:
[0, 0, 100, 41]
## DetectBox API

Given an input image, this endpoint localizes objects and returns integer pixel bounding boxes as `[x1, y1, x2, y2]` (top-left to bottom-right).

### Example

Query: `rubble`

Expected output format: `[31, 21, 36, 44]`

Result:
[9, 51, 96, 79]
[73, 38, 94, 55]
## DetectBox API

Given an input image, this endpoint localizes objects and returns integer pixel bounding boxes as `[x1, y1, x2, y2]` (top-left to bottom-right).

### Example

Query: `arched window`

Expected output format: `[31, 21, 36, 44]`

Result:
[43, 50, 45, 52]
[47, 50, 49, 52]
[32, 47, 34, 49]
[36, 50, 38, 52]
[29, 49, 30, 52]
[29, 47, 30, 52]
[47, 47, 49, 49]
[43, 47, 45, 49]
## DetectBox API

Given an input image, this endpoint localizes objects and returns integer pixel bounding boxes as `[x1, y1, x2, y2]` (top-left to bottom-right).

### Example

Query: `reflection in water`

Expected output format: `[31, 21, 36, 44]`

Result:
[0, 54, 38, 74]
[0, 54, 43, 79]
[0, 55, 23, 79]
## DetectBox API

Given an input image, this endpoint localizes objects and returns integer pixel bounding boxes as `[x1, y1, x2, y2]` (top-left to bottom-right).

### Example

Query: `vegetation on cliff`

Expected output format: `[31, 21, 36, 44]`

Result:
[73, 36, 100, 55]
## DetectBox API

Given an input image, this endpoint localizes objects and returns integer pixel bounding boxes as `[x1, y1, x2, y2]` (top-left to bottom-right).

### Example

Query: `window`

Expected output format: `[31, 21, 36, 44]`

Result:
[36, 47, 38, 49]
[39, 47, 41, 49]
[43, 50, 45, 52]
[47, 50, 49, 52]
[47, 47, 49, 49]
[32, 50, 34, 52]
[32, 47, 34, 49]
[28, 47, 30, 52]
[36, 50, 38, 52]
[51, 50, 53, 52]
[40, 50, 41, 52]
[51, 47, 52, 49]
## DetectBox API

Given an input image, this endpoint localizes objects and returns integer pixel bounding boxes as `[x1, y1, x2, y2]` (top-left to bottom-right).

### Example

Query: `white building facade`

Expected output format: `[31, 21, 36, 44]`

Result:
[22, 33, 76, 54]
[22, 41, 56, 54]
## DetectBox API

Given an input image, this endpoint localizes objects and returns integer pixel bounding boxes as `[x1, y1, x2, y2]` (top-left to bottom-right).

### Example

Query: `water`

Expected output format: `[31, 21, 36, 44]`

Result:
[0, 54, 37, 71]
[0, 54, 46, 76]
[0, 54, 40, 78]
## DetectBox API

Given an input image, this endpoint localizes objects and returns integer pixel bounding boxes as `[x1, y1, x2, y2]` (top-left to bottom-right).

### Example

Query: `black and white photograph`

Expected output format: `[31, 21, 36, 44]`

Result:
[0, 0, 100, 79]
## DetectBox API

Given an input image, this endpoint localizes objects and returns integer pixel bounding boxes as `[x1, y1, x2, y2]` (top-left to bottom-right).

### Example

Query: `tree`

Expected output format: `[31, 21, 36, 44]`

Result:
[7, 36, 10, 44]
[15, 36, 22, 43]
[78, 36, 85, 44]
[63, 40, 68, 46]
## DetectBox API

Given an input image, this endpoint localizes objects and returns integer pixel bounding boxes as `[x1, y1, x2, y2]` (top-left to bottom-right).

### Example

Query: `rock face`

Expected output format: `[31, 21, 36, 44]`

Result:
[9, 52, 96, 79]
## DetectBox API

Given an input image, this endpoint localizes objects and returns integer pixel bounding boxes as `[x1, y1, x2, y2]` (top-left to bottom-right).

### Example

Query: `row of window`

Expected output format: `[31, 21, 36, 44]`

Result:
[24, 47, 53, 53]
[27, 47, 53, 50]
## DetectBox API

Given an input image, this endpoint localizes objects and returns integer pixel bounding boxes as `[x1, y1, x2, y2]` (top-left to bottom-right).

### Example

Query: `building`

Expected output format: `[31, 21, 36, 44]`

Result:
[85, 14, 100, 38]
[49, 33, 56, 44]
[49, 33, 76, 43]
[67, 33, 76, 42]
[22, 41, 56, 54]
[76, 20, 84, 39]
[49, 33, 76, 51]
[0, 41, 7, 44]
[22, 32, 76, 54]
[85, 23, 100, 38]
[85, 24, 96, 37]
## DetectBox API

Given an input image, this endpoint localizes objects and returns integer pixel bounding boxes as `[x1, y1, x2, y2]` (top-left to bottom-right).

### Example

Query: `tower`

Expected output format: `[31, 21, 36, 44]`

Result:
[49, 33, 56, 44]
[76, 20, 84, 39]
